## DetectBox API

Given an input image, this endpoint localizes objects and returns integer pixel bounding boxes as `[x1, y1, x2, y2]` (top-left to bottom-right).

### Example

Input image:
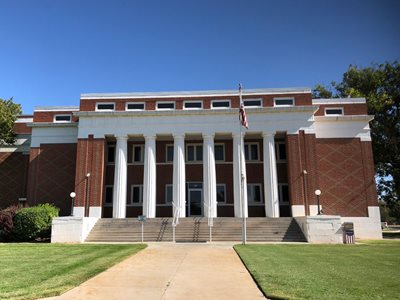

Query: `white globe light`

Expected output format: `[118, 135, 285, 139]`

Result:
[70, 192, 76, 198]
[315, 189, 321, 196]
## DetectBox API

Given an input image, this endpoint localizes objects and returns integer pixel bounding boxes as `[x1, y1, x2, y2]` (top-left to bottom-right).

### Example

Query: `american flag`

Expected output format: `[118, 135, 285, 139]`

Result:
[239, 84, 248, 129]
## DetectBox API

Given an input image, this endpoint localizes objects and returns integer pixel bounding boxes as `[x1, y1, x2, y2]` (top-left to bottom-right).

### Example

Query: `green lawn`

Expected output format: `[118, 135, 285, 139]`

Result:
[0, 243, 146, 300]
[235, 240, 400, 300]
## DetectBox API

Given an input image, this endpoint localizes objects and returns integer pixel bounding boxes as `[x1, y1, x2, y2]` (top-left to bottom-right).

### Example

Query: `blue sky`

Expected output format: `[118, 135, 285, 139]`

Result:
[1, 0, 399, 114]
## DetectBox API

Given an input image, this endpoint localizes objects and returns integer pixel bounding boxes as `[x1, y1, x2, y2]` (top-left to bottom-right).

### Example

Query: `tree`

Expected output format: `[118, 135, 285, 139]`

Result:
[0, 97, 22, 146]
[313, 62, 400, 207]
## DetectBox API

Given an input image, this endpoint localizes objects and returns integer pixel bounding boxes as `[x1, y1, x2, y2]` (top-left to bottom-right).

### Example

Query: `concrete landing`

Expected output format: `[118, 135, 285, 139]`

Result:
[45, 242, 265, 299]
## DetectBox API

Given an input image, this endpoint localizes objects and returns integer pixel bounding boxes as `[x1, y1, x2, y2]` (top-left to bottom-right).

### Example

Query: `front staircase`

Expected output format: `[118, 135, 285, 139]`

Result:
[85, 217, 306, 243]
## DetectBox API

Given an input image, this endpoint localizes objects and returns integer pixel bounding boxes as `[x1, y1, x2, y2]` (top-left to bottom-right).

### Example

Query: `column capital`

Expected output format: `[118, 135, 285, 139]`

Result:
[202, 133, 215, 139]
[144, 134, 156, 140]
[115, 135, 128, 141]
[262, 132, 275, 138]
[232, 132, 244, 139]
[173, 133, 185, 140]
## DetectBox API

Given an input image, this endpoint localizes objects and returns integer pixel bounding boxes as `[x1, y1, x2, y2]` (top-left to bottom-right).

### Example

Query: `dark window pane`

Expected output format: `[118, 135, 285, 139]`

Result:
[105, 187, 113, 204]
[166, 145, 174, 162]
[107, 146, 115, 163]
[134, 146, 142, 162]
[212, 101, 230, 108]
[127, 103, 145, 110]
[251, 144, 258, 160]
[187, 146, 194, 161]
[281, 185, 289, 203]
[279, 144, 286, 160]
[184, 102, 202, 108]
[214, 145, 224, 161]
[244, 100, 261, 107]
[196, 145, 203, 161]
[275, 99, 293, 106]
[157, 102, 174, 109]
[254, 186, 261, 202]
[325, 108, 343, 115]
[97, 103, 115, 110]
[217, 185, 225, 203]
[166, 185, 173, 203]
[132, 186, 141, 203]
[55, 115, 71, 122]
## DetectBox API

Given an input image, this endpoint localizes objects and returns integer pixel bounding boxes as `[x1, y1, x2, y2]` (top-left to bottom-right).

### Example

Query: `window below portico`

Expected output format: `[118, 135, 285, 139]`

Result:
[247, 184, 262, 204]
[278, 183, 289, 205]
[132, 145, 144, 163]
[104, 186, 113, 206]
[129, 185, 143, 206]
[244, 143, 259, 161]
[186, 144, 203, 162]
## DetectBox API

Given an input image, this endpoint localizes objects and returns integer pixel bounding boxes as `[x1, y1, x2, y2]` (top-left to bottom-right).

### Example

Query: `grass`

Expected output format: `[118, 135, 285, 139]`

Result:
[235, 240, 400, 300]
[0, 243, 146, 300]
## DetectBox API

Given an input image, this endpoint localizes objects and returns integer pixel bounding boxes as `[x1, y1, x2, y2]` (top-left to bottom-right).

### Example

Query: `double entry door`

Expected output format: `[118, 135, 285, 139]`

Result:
[187, 183, 203, 217]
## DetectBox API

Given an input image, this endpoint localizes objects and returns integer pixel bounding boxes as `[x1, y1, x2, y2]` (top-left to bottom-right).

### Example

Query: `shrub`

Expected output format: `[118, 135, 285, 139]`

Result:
[0, 205, 21, 241]
[13, 204, 59, 241]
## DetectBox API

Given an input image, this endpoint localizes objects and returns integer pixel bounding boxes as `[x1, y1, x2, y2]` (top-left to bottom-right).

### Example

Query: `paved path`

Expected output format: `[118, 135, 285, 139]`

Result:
[45, 242, 264, 300]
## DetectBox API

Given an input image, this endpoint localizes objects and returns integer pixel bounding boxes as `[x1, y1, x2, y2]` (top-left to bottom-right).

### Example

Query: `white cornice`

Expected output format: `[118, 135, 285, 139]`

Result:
[314, 115, 374, 122]
[34, 106, 79, 112]
[80, 87, 312, 100]
[312, 98, 366, 105]
[28, 122, 78, 128]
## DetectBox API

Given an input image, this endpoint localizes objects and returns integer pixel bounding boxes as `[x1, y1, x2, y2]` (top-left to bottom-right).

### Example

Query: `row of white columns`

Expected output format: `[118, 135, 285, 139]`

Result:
[112, 133, 280, 219]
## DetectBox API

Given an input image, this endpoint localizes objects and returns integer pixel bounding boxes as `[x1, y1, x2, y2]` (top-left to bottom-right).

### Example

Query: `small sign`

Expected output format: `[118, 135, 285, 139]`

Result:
[138, 215, 147, 222]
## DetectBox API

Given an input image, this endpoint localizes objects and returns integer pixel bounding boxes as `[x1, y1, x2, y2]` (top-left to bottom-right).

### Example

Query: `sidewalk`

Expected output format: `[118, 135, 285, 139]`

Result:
[45, 242, 264, 300]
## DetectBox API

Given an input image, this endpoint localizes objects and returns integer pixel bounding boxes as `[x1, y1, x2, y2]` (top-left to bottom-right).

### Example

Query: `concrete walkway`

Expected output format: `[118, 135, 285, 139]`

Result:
[45, 242, 264, 300]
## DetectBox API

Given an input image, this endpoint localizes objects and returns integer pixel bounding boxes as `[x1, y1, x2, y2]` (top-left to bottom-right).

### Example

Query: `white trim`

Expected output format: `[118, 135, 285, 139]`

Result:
[129, 184, 143, 206]
[211, 99, 231, 109]
[96, 102, 115, 111]
[324, 107, 344, 116]
[274, 97, 295, 107]
[183, 100, 203, 110]
[35, 106, 79, 112]
[53, 114, 72, 123]
[15, 117, 33, 123]
[312, 98, 366, 105]
[314, 115, 374, 122]
[216, 183, 227, 204]
[243, 98, 262, 107]
[126, 102, 145, 111]
[80, 87, 312, 99]
[156, 101, 175, 110]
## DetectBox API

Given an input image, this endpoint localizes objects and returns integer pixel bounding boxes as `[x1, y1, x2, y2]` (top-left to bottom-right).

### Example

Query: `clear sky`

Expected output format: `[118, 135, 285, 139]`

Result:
[1, 0, 399, 114]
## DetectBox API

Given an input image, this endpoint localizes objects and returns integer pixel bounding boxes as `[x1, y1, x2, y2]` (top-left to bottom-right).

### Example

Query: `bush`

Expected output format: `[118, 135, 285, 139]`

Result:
[0, 205, 21, 241]
[13, 204, 59, 241]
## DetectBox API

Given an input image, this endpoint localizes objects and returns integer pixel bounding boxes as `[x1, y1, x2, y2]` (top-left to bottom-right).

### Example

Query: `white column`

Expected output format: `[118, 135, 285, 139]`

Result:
[143, 135, 156, 218]
[203, 134, 217, 218]
[173, 134, 186, 218]
[233, 133, 248, 217]
[113, 136, 128, 218]
[263, 133, 280, 217]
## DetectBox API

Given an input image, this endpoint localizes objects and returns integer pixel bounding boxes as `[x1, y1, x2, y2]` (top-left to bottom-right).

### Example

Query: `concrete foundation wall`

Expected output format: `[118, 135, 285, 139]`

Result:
[51, 217, 98, 243]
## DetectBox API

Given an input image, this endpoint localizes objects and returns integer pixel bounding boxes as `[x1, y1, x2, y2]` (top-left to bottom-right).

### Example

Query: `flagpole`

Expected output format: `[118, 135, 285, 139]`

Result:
[239, 83, 247, 245]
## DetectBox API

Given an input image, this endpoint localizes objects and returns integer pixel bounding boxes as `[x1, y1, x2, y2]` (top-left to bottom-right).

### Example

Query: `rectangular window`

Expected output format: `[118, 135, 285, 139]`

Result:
[274, 98, 294, 106]
[278, 184, 290, 204]
[244, 143, 259, 161]
[216, 184, 226, 203]
[211, 100, 231, 109]
[166, 145, 174, 162]
[54, 114, 72, 123]
[132, 145, 144, 163]
[156, 102, 175, 110]
[130, 185, 143, 205]
[247, 184, 262, 203]
[126, 103, 145, 110]
[96, 103, 115, 111]
[214, 144, 225, 161]
[184, 101, 203, 109]
[104, 186, 113, 206]
[186, 144, 203, 162]
[165, 184, 173, 204]
[107, 145, 115, 163]
[325, 107, 344, 116]
[275, 142, 287, 162]
[243, 99, 262, 107]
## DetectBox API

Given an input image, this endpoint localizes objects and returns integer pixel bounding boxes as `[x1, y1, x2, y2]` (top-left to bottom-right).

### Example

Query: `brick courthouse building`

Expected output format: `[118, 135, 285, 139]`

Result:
[0, 87, 382, 241]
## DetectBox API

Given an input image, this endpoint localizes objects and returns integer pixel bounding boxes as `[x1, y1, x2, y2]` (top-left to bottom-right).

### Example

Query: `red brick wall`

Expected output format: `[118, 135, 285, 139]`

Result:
[74, 137, 105, 216]
[316, 138, 377, 216]
[26, 144, 77, 216]
[0, 152, 30, 208]
[33, 111, 78, 123]
[314, 103, 368, 116]
[80, 93, 312, 111]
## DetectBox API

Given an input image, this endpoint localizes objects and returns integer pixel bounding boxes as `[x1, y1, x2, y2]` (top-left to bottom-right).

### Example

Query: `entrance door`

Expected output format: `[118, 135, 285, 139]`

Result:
[188, 188, 203, 216]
